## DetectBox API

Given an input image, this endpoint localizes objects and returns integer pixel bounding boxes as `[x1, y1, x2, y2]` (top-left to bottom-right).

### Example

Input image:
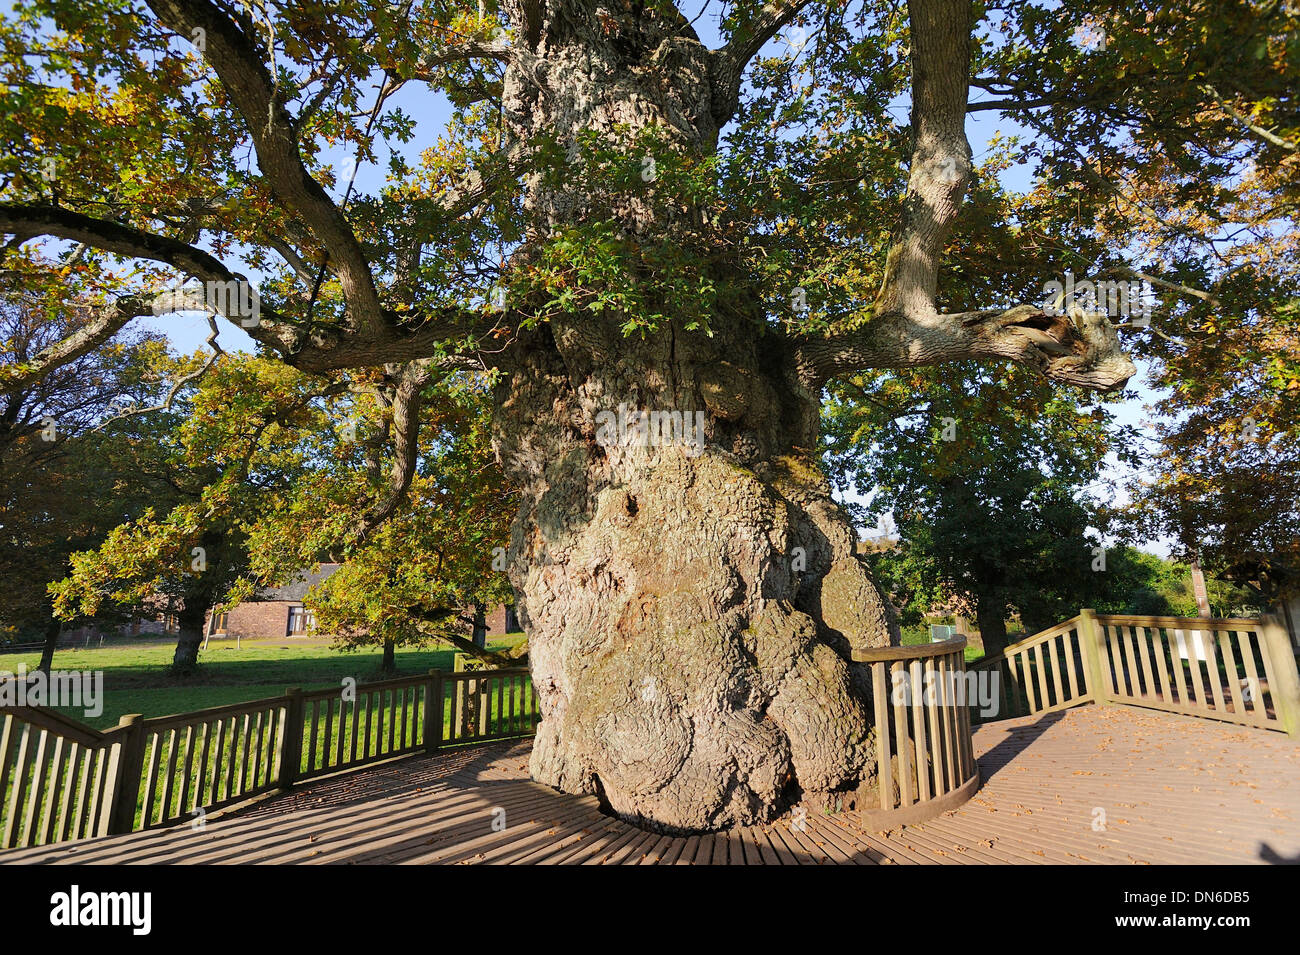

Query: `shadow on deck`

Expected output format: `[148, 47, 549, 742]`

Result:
[4, 705, 1299, 865]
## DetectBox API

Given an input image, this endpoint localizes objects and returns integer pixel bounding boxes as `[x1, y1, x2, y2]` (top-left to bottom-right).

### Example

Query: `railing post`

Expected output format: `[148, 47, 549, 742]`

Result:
[104, 714, 145, 836]
[424, 669, 443, 754]
[278, 688, 305, 789]
[1078, 609, 1112, 706]
[1259, 615, 1300, 736]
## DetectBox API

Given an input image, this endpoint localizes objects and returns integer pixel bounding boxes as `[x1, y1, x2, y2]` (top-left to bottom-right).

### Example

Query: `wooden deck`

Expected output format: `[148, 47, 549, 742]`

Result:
[4, 705, 1299, 865]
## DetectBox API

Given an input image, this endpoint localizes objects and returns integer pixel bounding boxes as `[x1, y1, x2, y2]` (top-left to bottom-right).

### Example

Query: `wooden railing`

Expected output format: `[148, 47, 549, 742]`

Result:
[968, 615, 1093, 723]
[852, 638, 981, 826]
[970, 611, 1300, 735]
[1092, 613, 1299, 732]
[0, 666, 539, 851]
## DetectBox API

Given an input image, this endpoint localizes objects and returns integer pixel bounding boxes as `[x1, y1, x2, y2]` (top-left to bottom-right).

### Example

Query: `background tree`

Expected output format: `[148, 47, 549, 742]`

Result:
[51, 352, 333, 672]
[824, 362, 1134, 657]
[243, 375, 518, 672]
[0, 289, 166, 669]
[2, 0, 1294, 830]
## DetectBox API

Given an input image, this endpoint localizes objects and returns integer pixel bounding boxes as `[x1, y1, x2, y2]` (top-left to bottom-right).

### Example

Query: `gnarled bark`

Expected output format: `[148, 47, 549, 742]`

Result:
[493, 326, 898, 831]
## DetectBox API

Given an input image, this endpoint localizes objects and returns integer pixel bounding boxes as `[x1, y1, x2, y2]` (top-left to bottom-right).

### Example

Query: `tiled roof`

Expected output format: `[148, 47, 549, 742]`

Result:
[254, 563, 341, 602]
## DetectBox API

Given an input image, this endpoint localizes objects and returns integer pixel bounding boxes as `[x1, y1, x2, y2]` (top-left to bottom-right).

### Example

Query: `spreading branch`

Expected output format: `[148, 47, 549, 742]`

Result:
[145, 0, 392, 336]
[709, 0, 816, 125]
[796, 0, 1134, 392]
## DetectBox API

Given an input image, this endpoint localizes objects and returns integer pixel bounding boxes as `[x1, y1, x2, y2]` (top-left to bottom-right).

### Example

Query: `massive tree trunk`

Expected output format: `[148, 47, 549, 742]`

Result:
[483, 0, 905, 831]
[171, 600, 208, 673]
[494, 330, 899, 831]
[974, 601, 1009, 662]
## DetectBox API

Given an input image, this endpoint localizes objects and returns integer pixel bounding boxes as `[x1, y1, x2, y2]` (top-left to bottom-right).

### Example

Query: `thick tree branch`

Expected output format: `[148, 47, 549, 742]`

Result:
[145, 0, 391, 335]
[709, 0, 816, 125]
[796, 0, 1133, 393]
[0, 202, 514, 384]
[796, 304, 1135, 391]
[873, 0, 974, 319]
[345, 359, 433, 546]
[408, 606, 528, 665]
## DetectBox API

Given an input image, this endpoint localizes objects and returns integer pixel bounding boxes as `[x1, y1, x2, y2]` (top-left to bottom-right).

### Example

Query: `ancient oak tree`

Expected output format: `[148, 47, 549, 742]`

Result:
[2, 0, 1140, 830]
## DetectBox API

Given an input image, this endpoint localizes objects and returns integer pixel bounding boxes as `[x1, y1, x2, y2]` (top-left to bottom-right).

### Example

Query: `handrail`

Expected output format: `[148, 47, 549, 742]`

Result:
[853, 638, 980, 827]
[1096, 613, 1261, 629]
[1, 664, 540, 852]
[970, 615, 1081, 670]
[0, 705, 105, 748]
[852, 636, 966, 662]
[142, 693, 288, 732]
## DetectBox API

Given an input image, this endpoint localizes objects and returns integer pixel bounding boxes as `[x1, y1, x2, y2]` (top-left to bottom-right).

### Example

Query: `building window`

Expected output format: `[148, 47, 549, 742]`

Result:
[213, 612, 228, 633]
[504, 605, 520, 632]
[288, 606, 316, 635]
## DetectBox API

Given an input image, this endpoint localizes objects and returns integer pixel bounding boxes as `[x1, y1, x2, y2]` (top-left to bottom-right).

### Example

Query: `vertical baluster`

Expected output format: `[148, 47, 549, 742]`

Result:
[207, 718, 225, 806]
[307, 700, 320, 772]
[56, 740, 80, 842]
[871, 661, 892, 811]
[908, 659, 931, 802]
[158, 729, 180, 822]
[891, 660, 913, 808]
[250, 711, 266, 789]
[236, 713, 252, 797]
[386, 689, 397, 756]
[2, 723, 33, 848]
[1150, 627, 1173, 706]
[140, 732, 162, 827]
[926, 656, 947, 796]
[1167, 626, 1190, 707]
[177, 724, 198, 814]
[85, 747, 110, 837]
[1217, 630, 1245, 721]
[70, 746, 94, 840]
[1047, 635, 1065, 708]
[1134, 627, 1156, 701]
[1204, 632, 1228, 715]
[1105, 626, 1124, 697]
[22, 729, 52, 847]
[1019, 650, 1038, 713]
[1235, 631, 1266, 725]
[0, 714, 17, 830]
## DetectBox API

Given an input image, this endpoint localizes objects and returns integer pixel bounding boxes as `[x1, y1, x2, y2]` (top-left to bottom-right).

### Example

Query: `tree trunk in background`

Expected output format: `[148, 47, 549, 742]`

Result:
[381, 636, 396, 674]
[975, 603, 1009, 661]
[171, 600, 208, 673]
[37, 617, 60, 676]
[472, 604, 487, 649]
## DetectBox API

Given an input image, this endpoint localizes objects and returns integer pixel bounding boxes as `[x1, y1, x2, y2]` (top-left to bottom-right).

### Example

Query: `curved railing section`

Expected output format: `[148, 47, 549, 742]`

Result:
[851, 638, 981, 827]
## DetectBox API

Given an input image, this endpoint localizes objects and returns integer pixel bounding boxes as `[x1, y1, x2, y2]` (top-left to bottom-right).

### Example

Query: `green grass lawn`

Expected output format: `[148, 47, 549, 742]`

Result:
[2, 634, 528, 730]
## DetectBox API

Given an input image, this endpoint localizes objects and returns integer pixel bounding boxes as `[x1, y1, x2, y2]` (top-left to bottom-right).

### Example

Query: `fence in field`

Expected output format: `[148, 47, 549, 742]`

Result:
[0, 666, 537, 851]
[852, 638, 981, 826]
[969, 610, 1300, 735]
